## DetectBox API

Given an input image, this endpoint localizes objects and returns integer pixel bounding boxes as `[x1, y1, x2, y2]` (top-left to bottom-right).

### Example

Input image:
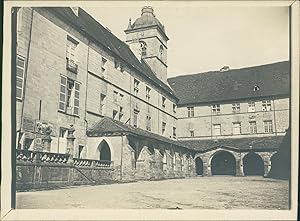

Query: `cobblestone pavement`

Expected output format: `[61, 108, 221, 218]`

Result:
[16, 176, 289, 209]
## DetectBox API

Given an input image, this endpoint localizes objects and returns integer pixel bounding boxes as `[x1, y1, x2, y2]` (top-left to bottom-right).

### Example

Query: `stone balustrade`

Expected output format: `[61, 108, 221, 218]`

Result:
[73, 158, 113, 168]
[16, 149, 70, 164]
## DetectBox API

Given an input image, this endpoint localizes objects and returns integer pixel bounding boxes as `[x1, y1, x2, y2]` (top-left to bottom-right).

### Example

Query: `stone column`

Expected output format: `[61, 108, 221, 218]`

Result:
[235, 158, 244, 176]
[264, 159, 272, 177]
[66, 125, 76, 164]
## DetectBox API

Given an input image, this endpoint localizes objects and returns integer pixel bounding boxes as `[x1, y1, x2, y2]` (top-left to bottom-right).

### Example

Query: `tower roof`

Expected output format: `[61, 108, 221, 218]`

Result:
[125, 6, 169, 40]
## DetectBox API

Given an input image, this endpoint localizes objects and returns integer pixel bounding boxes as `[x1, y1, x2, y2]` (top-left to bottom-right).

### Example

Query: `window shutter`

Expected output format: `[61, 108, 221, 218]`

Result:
[73, 82, 80, 115]
[16, 56, 25, 99]
[59, 76, 67, 111]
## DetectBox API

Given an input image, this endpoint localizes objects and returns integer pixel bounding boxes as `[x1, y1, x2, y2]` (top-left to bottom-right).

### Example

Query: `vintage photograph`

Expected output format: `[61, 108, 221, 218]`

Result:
[11, 3, 292, 213]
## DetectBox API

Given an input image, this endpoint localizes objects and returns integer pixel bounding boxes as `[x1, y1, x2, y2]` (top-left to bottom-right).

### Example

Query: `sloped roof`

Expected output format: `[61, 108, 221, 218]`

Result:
[43, 7, 177, 100]
[87, 117, 192, 150]
[179, 136, 285, 153]
[168, 61, 290, 106]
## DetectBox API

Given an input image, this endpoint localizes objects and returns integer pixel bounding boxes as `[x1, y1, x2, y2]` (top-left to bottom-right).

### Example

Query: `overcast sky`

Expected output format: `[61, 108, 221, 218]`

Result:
[83, 4, 289, 78]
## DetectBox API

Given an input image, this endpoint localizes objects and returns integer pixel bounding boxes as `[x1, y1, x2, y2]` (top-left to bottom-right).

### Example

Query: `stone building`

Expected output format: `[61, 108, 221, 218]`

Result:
[15, 7, 195, 181]
[15, 6, 290, 181]
[168, 62, 290, 176]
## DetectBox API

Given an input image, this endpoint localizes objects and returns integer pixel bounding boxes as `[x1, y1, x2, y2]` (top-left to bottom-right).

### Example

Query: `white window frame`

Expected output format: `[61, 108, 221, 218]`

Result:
[146, 86, 151, 102]
[262, 100, 272, 111]
[248, 101, 256, 112]
[249, 121, 257, 134]
[264, 120, 273, 133]
[134, 79, 139, 96]
[187, 107, 194, 117]
[213, 124, 221, 136]
[212, 104, 221, 114]
[232, 103, 240, 113]
[99, 93, 106, 115]
[233, 122, 241, 135]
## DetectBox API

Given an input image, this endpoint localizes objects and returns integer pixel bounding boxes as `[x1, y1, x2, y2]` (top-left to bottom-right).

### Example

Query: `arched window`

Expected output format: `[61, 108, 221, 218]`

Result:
[139, 41, 147, 57]
[98, 140, 111, 161]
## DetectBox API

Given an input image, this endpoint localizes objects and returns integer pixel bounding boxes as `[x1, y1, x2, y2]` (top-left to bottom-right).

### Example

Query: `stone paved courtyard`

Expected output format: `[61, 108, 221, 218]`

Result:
[16, 176, 289, 210]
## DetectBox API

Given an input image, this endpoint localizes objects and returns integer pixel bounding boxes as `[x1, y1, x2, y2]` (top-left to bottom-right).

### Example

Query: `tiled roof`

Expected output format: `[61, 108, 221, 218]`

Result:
[44, 7, 177, 100]
[168, 61, 290, 106]
[87, 117, 192, 150]
[178, 136, 285, 152]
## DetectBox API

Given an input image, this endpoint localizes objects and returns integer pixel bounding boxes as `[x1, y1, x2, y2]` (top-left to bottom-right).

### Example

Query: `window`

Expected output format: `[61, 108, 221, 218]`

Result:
[253, 85, 260, 91]
[162, 96, 166, 108]
[232, 103, 240, 113]
[59, 76, 80, 116]
[113, 91, 118, 102]
[187, 107, 194, 117]
[162, 122, 166, 135]
[133, 110, 139, 128]
[119, 107, 124, 121]
[134, 79, 139, 96]
[112, 110, 118, 120]
[78, 145, 84, 158]
[233, 122, 241, 135]
[173, 104, 177, 113]
[213, 124, 221, 136]
[248, 102, 256, 112]
[66, 37, 78, 73]
[119, 93, 124, 102]
[140, 41, 147, 57]
[173, 127, 177, 139]
[59, 127, 68, 138]
[159, 45, 163, 59]
[114, 59, 124, 72]
[190, 130, 194, 137]
[16, 55, 25, 99]
[262, 100, 272, 111]
[99, 93, 106, 114]
[146, 86, 151, 102]
[212, 104, 220, 114]
[249, 121, 257, 134]
[264, 120, 273, 133]
[101, 57, 107, 73]
[146, 115, 151, 131]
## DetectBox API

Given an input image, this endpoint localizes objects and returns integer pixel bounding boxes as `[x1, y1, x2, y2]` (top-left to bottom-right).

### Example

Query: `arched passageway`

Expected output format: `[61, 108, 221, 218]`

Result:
[98, 140, 111, 161]
[211, 151, 236, 175]
[243, 153, 264, 176]
[195, 157, 203, 175]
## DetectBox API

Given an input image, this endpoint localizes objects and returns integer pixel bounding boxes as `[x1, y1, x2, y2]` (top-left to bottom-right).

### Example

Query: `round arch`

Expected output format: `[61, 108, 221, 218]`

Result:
[210, 151, 236, 175]
[98, 140, 111, 161]
[195, 157, 203, 176]
[243, 152, 264, 176]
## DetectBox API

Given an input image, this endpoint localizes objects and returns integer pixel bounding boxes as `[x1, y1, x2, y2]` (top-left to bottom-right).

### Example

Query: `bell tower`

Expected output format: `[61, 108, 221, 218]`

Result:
[125, 6, 169, 83]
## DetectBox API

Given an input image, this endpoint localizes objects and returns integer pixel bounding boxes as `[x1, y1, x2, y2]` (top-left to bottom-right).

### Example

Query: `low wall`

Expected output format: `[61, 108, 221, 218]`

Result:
[16, 150, 114, 191]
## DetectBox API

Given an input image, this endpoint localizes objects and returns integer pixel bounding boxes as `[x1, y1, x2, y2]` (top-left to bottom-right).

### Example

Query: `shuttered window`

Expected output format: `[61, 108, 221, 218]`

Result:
[73, 82, 80, 116]
[59, 75, 80, 116]
[16, 56, 25, 99]
[59, 76, 67, 111]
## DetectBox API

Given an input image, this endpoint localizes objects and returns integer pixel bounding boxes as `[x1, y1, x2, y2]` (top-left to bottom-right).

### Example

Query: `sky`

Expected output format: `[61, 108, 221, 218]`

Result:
[83, 4, 289, 78]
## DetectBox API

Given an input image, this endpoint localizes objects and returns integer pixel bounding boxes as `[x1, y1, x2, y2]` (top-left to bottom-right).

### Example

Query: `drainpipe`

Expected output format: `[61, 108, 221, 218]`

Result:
[19, 8, 34, 133]
[272, 98, 277, 136]
[120, 134, 124, 181]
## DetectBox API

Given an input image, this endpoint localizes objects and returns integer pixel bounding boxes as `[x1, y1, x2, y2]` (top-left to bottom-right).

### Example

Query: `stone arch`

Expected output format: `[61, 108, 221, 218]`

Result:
[195, 157, 203, 176]
[97, 140, 111, 161]
[243, 152, 264, 176]
[210, 150, 236, 175]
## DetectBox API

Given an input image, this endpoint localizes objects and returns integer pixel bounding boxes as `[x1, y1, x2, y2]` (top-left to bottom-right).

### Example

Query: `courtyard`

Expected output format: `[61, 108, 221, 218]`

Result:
[16, 176, 289, 210]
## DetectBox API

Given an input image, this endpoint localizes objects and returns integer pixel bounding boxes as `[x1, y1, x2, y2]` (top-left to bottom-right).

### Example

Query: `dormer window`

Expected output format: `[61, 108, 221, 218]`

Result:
[140, 41, 147, 57]
[253, 85, 260, 91]
[71, 7, 79, 16]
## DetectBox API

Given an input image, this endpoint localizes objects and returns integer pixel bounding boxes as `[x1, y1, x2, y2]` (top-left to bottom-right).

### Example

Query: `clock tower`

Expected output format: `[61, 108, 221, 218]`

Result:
[125, 6, 169, 83]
